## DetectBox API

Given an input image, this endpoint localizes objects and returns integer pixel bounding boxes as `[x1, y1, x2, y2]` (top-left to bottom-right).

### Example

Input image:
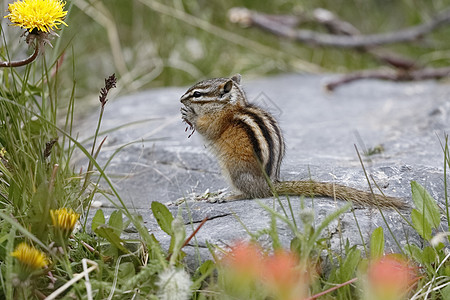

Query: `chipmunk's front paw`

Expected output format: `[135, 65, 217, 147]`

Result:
[181, 106, 197, 137]
[181, 106, 196, 125]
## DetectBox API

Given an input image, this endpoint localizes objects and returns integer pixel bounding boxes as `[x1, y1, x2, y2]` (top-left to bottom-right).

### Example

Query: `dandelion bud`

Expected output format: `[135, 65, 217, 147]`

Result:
[50, 208, 79, 239]
[156, 267, 192, 300]
[299, 208, 314, 225]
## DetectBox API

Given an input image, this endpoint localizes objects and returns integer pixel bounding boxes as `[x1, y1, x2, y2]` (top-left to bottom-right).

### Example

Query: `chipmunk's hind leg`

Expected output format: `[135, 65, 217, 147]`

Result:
[226, 171, 271, 200]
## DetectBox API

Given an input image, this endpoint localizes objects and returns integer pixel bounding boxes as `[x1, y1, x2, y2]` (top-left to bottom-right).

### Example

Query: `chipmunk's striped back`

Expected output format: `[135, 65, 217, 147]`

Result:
[232, 104, 284, 181]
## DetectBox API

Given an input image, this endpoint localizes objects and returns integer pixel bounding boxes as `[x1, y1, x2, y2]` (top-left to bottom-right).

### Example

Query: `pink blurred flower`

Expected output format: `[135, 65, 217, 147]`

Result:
[368, 255, 418, 300]
[221, 242, 310, 300]
[221, 241, 263, 279]
[262, 250, 309, 300]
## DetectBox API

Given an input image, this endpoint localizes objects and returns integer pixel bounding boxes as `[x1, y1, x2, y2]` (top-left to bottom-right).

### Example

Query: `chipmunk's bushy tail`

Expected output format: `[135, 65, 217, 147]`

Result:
[274, 180, 407, 209]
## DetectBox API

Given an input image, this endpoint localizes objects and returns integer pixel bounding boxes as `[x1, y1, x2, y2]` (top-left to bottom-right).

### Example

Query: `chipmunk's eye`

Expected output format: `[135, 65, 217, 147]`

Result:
[193, 91, 202, 98]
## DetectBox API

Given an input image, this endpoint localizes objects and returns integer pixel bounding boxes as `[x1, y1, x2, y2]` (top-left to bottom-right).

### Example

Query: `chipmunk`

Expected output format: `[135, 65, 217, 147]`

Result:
[180, 74, 406, 209]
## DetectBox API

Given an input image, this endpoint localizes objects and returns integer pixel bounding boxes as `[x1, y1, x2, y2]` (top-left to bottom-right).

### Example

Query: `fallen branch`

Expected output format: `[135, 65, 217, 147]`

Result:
[305, 9, 418, 70]
[229, 7, 450, 89]
[230, 7, 418, 70]
[325, 66, 450, 91]
[229, 7, 450, 48]
[307, 8, 361, 36]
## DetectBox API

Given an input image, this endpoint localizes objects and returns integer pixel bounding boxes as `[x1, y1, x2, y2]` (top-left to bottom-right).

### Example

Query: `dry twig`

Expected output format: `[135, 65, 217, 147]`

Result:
[229, 7, 450, 48]
[325, 66, 450, 90]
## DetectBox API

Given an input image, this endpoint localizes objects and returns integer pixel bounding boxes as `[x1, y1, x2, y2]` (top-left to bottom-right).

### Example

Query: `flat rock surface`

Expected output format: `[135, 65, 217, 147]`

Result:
[76, 74, 450, 267]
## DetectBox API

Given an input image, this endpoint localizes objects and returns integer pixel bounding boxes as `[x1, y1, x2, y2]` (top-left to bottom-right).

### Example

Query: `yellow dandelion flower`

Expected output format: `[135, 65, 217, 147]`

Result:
[5, 0, 68, 33]
[11, 242, 48, 270]
[50, 208, 79, 235]
[0, 148, 6, 158]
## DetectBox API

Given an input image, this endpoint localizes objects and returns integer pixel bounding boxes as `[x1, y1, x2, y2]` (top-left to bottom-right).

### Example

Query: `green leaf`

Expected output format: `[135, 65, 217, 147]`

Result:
[95, 225, 129, 253]
[422, 246, 437, 265]
[340, 247, 361, 281]
[445, 266, 450, 277]
[404, 244, 424, 264]
[441, 284, 450, 300]
[370, 227, 385, 260]
[109, 210, 123, 237]
[92, 209, 105, 232]
[151, 201, 174, 236]
[192, 260, 216, 291]
[29, 181, 54, 240]
[129, 214, 164, 260]
[198, 260, 215, 276]
[411, 181, 440, 228]
[118, 262, 135, 281]
[290, 236, 302, 254]
[328, 247, 360, 297]
[411, 208, 432, 240]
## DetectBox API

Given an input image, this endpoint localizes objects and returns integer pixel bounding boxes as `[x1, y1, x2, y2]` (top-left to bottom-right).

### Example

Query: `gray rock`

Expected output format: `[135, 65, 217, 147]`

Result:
[76, 74, 450, 268]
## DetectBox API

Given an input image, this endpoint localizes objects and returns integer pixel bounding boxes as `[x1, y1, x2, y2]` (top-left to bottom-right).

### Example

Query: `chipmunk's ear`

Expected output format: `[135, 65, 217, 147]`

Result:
[223, 80, 233, 94]
[231, 74, 241, 84]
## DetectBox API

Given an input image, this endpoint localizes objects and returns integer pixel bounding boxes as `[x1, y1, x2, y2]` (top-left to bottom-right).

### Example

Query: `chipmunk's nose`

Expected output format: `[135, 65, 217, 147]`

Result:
[180, 93, 189, 104]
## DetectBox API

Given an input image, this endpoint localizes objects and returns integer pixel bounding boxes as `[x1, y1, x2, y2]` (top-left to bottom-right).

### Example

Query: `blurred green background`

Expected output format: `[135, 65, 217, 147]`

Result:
[4, 0, 450, 103]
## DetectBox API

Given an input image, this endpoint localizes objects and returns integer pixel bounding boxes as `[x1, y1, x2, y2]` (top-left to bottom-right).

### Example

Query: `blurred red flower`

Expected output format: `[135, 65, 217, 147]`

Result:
[221, 242, 310, 300]
[262, 250, 309, 300]
[221, 241, 263, 279]
[368, 255, 418, 300]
